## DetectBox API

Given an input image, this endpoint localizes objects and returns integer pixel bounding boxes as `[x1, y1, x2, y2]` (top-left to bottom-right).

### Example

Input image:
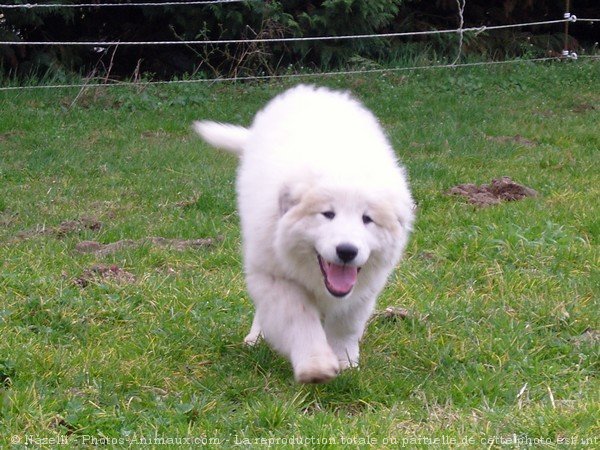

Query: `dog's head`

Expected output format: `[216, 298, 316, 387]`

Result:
[275, 181, 413, 299]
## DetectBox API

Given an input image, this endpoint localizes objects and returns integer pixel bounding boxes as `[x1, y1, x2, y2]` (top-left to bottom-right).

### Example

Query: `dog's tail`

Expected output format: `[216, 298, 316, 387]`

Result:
[193, 121, 249, 155]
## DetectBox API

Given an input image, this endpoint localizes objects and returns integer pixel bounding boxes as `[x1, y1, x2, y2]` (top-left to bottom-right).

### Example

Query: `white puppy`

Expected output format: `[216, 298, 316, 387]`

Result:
[194, 85, 413, 383]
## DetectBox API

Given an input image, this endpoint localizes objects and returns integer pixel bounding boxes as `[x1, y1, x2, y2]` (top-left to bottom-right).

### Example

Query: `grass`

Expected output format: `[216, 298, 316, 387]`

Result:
[1, 61, 598, 448]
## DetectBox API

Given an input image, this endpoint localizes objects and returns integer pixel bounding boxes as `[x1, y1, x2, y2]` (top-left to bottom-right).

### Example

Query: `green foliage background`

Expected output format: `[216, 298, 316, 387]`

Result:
[1, 0, 598, 81]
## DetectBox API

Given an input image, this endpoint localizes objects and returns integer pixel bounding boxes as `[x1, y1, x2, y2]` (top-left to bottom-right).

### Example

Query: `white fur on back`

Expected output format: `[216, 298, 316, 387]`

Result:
[246, 85, 408, 193]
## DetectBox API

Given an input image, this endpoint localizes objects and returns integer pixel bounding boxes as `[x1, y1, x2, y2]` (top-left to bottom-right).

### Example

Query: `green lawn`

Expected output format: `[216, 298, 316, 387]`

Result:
[1, 61, 598, 448]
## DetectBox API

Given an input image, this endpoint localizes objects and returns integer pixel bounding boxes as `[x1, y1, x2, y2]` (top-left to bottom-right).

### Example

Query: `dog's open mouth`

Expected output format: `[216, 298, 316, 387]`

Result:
[317, 255, 359, 297]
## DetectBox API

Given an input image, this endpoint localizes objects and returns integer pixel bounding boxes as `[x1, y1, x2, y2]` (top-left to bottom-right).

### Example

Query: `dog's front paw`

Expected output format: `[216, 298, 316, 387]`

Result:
[338, 358, 359, 371]
[243, 331, 261, 346]
[294, 352, 340, 384]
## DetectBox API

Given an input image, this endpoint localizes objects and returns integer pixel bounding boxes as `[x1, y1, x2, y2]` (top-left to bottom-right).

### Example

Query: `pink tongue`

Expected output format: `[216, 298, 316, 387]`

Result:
[325, 263, 358, 294]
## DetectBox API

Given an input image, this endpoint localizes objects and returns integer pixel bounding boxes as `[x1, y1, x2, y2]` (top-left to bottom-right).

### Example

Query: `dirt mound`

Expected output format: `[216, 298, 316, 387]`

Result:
[18, 217, 102, 238]
[447, 177, 538, 207]
[75, 236, 218, 256]
[378, 307, 412, 320]
[370, 306, 429, 325]
[73, 264, 136, 288]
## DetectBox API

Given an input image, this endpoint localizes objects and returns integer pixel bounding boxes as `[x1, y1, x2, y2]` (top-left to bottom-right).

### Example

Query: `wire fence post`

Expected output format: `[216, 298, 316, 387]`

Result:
[452, 0, 466, 66]
[564, 0, 571, 56]
[562, 0, 578, 60]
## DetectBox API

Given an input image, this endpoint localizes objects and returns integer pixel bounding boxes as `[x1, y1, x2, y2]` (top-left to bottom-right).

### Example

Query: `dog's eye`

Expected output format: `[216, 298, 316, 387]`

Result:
[362, 214, 374, 225]
[321, 211, 335, 220]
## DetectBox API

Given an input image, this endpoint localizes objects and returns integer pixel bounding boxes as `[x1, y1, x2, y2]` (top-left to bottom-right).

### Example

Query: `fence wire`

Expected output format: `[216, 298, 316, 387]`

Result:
[0, 18, 580, 46]
[3, 56, 598, 92]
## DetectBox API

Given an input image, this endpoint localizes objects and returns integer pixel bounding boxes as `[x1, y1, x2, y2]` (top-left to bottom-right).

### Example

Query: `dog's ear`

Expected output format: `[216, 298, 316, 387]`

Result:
[279, 182, 319, 218]
[395, 200, 416, 231]
[278, 186, 299, 216]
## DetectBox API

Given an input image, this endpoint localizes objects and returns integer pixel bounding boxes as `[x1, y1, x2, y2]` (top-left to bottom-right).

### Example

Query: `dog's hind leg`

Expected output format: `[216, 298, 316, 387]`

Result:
[246, 272, 340, 383]
[243, 314, 262, 346]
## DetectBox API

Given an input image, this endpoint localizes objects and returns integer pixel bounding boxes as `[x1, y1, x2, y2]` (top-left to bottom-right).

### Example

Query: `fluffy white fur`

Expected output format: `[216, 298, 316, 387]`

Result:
[193, 85, 413, 383]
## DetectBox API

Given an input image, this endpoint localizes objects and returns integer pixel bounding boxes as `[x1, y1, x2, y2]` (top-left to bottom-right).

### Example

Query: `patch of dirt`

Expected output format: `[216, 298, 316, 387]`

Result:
[53, 218, 102, 236]
[0, 131, 24, 142]
[18, 217, 102, 239]
[61, 88, 124, 110]
[175, 192, 202, 208]
[73, 264, 136, 288]
[532, 109, 554, 118]
[141, 130, 171, 139]
[156, 266, 178, 276]
[0, 212, 19, 227]
[48, 415, 77, 434]
[571, 328, 600, 347]
[418, 251, 438, 261]
[378, 307, 412, 320]
[486, 134, 537, 147]
[75, 236, 219, 256]
[447, 177, 538, 207]
[571, 103, 596, 113]
[372, 307, 429, 324]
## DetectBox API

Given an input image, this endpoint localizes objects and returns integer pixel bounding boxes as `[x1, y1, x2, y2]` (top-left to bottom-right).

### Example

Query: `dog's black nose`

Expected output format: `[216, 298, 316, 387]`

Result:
[336, 243, 358, 263]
